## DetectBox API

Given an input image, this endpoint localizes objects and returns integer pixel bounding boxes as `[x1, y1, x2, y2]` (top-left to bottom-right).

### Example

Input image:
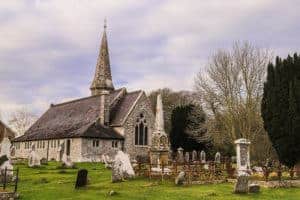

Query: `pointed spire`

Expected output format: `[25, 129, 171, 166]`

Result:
[90, 20, 114, 96]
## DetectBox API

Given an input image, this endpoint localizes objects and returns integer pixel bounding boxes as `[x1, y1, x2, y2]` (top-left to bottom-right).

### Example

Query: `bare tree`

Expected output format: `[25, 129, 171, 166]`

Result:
[8, 108, 37, 137]
[195, 41, 275, 160]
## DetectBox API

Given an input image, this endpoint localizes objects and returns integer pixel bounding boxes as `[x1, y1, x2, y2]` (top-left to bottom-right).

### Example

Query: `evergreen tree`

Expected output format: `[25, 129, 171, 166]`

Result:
[170, 104, 211, 152]
[261, 53, 300, 168]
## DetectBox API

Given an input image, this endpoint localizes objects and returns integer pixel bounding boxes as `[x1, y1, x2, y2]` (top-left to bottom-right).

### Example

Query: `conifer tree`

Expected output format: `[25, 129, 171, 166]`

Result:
[261, 53, 300, 168]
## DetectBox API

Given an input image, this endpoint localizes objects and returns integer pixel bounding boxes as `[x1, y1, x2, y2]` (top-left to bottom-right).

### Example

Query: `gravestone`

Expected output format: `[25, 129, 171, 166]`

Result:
[234, 138, 251, 176]
[184, 152, 190, 163]
[111, 151, 135, 183]
[215, 152, 221, 163]
[177, 147, 184, 163]
[62, 154, 74, 168]
[0, 137, 13, 176]
[234, 138, 252, 194]
[192, 150, 197, 162]
[75, 169, 88, 188]
[175, 171, 185, 185]
[200, 150, 206, 164]
[234, 175, 249, 193]
[248, 183, 260, 193]
[28, 143, 41, 167]
[57, 142, 65, 161]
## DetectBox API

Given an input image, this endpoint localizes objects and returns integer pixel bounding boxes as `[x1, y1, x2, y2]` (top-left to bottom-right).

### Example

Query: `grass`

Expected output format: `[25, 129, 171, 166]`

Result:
[8, 162, 300, 200]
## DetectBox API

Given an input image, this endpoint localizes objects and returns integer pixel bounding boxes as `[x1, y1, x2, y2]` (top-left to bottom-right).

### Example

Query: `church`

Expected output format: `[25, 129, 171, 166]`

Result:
[12, 23, 155, 162]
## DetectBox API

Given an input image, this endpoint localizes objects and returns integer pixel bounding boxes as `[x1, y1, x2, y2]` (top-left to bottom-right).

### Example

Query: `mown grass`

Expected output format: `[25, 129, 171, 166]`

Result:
[9, 162, 300, 200]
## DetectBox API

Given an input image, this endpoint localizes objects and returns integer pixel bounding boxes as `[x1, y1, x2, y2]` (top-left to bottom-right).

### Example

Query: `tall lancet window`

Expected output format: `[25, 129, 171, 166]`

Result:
[135, 113, 148, 146]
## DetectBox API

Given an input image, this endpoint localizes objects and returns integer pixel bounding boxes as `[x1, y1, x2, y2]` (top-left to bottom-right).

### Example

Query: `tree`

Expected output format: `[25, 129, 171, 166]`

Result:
[148, 88, 199, 134]
[261, 54, 300, 168]
[8, 108, 37, 137]
[195, 41, 275, 160]
[170, 104, 211, 152]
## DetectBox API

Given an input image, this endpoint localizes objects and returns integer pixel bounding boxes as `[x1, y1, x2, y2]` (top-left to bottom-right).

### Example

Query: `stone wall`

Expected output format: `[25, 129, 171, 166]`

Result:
[13, 138, 82, 162]
[13, 138, 122, 162]
[80, 138, 122, 162]
[121, 92, 155, 159]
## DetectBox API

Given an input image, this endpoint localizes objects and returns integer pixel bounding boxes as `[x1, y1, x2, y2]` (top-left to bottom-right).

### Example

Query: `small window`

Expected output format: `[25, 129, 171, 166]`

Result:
[112, 141, 118, 148]
[92, 140, 99, 147]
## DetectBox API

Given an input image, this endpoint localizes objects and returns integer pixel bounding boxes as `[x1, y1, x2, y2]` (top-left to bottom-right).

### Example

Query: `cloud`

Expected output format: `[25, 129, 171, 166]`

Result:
[0, 0, 299, 121]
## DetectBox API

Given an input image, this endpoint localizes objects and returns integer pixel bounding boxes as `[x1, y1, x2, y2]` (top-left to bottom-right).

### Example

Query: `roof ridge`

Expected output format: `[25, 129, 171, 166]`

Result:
[127, 89, 143, 94]
[52, 88, 124, 107]
[52, 95, 99, 107]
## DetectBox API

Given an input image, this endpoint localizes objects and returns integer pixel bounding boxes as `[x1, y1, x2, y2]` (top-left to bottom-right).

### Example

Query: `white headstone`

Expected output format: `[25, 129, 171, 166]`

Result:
[192, 150, 197, 161]
[177, 147, 184, 163]
[234, 138, 251, 176]
[0, 137, 13, 176]
[215, 152, 221, 163]
[62, 154, 73, 168]
[28, 143, 41, 167]
[111, 151, 135, 182]
[200, 150, 206, 164]
[185, 152, 190, 163]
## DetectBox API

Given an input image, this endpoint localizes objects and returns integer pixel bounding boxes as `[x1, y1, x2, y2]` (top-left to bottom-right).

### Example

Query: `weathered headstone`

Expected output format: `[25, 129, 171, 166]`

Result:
[248, 183, 260, 193]
[234, 175, 249, 193]
[235, 138, 251, 176]
[75, 169, 88, 188]
[28, 143, 41, 167]
[111, 151, 135, 183]
[62, 154, 74, 168]
[0, 137, 13, 176]
[177, 147, 184, 163]
[192, 150, 197, 162]
[200, 150, 206, 164]
[102, 154, 112, 169]
[175, 171, 185, 185]
[57, 142, 65, 161]
[215, 152, 221, 163]
[184, 152, 190, 163]
[234, 138, 252, 194]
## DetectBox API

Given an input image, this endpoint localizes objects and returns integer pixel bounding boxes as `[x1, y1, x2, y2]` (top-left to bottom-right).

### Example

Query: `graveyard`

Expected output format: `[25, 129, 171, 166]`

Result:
[8, 161, 300, 200]
[1, 1, 300, 200]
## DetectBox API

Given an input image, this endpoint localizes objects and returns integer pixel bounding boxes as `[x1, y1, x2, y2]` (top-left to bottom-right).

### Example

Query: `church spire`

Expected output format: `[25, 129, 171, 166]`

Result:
[90, 20, 114, 96]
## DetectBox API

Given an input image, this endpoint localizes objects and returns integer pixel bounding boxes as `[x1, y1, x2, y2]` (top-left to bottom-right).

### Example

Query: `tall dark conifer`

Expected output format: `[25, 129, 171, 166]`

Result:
[261, 53, 300, 168]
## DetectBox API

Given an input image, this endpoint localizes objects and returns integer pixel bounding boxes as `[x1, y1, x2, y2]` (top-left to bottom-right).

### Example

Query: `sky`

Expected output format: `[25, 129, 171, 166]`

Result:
[0, 0, 299, 121]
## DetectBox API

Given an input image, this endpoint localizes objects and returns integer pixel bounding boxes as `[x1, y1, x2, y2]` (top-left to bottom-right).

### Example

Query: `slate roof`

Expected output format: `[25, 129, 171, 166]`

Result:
[0, 120, 16, 142]
[13, 89, 142, 142]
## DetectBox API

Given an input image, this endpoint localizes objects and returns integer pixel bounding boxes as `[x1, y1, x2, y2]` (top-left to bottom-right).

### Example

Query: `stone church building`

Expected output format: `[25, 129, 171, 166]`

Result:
[12, 23, 155, 162]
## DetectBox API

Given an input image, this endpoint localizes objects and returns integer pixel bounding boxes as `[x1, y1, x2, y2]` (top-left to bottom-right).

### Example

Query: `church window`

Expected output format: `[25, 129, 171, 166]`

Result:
[134, 113, 148, 146]
[112, 141, 118, 148]
[92, 140, 99, 147]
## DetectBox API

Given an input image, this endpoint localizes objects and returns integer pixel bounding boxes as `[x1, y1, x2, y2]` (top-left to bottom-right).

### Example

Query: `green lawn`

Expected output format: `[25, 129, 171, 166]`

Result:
[9, 162, 300, 200]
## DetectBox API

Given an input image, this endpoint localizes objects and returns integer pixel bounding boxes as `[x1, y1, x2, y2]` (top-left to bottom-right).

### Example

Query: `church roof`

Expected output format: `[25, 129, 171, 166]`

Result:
[13, 89, 142, 142]
[0, 120, 16, 142]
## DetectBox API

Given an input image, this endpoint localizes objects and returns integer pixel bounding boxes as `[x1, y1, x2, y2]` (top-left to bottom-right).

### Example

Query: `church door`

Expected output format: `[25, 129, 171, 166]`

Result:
[66, 139, 71, 156]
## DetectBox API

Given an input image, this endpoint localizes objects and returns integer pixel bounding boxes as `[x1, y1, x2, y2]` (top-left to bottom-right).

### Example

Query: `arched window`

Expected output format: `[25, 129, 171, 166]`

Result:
[134, 113, 148, 146]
